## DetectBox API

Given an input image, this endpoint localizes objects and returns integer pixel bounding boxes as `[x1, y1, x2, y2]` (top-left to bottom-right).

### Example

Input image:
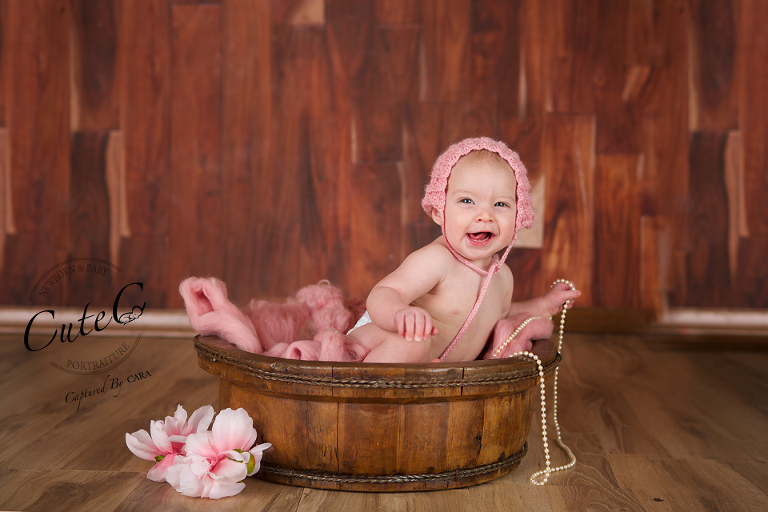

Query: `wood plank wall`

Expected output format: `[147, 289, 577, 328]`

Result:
[0, 0, 766, 312]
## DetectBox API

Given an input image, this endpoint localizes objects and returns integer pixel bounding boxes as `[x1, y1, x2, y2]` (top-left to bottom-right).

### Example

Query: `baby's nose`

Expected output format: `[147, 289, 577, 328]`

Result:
[476, 208, 494, 222]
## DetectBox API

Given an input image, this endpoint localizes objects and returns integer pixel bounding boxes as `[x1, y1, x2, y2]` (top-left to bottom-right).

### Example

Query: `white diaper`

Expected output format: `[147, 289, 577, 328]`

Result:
[347, 311, 372, 334]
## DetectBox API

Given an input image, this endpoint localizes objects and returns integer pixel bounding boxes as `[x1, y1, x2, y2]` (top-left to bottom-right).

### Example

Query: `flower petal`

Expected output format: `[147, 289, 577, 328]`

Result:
[149, 419, 174, 454]
[221, 449, 248, 464]
[184, 431, 220, 460]
[146, 453, 177, 482]
[172, 404, 188, 423]
[186, 405, 215, 435]
[125, 430, 162, 461]
[246, 443, 272, 476]
[188, 453, 215, 478]
[199, 475, 217, 498]
[211, 408, 257, 452]
[207, 480, 246, 500]
[168, 462, 206, 498]
[210, 453, 248, 482]
[165, 459, 183, 490]
[162, 404, 188, 436]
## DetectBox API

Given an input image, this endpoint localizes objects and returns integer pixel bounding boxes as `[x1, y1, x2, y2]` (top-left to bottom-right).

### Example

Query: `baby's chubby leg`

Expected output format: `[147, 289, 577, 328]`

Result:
[364, 335, 432, 363]
[350, 323, 432, 363]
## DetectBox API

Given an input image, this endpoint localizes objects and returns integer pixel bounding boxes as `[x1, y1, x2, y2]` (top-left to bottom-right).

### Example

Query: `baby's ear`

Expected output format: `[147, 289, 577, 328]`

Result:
[431, 208, 442, 226]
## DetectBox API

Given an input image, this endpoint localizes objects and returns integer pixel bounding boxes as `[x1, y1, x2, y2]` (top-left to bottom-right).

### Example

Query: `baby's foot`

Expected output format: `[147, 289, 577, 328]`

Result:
[544, 282, 581, 317]
[510, 337, 533, 354]
[497, 336, 533, 358]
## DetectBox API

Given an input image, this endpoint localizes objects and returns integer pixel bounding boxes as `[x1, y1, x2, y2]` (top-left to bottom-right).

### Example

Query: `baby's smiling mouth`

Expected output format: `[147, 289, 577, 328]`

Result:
[467, 232, 494, 245]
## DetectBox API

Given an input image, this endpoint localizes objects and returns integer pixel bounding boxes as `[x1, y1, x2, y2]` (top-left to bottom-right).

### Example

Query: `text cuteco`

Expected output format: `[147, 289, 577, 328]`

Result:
[24, 282, 146, 352]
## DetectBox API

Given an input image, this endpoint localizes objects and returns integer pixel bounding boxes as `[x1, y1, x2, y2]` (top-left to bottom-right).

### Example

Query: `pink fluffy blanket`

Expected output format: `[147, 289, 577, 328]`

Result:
[179, 277, 553, 362]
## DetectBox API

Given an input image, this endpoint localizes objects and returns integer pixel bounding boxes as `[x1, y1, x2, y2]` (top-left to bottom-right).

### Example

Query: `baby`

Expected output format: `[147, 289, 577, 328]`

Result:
[350, 137, 580, 364]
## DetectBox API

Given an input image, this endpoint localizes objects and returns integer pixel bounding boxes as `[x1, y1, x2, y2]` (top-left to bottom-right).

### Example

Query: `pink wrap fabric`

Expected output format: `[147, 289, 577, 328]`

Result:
[180, 277, 553, 363]
[179, 277, 369, 362]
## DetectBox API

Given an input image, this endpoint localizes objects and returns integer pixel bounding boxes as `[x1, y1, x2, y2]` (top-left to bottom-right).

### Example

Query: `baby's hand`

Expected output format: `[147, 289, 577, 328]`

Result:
[394, 306, 438, 342]
[544, 282, 581, 316]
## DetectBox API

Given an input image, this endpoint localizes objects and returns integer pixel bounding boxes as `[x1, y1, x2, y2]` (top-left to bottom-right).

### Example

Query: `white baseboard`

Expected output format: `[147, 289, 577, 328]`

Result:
[0, 307, 195, 338]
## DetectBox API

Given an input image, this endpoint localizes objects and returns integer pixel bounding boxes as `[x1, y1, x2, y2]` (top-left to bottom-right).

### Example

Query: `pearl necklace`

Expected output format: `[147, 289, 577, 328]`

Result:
[494, 278, 577, 485]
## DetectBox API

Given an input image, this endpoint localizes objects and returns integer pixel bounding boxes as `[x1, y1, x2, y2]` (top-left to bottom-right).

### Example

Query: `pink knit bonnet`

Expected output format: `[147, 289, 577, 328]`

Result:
[422, 137, 534, 270]
[421, 137, 534, 361]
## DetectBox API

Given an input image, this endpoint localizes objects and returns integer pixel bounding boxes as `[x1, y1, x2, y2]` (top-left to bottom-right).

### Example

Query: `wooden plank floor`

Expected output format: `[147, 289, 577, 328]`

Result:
[0, 331, 766, 511]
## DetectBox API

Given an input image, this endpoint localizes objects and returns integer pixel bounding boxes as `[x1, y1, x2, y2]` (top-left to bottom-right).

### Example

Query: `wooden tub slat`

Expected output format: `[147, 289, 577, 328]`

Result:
[338, 402, 401, 474]
[396, 401, 450, 475]
[305, 400, 340, 472]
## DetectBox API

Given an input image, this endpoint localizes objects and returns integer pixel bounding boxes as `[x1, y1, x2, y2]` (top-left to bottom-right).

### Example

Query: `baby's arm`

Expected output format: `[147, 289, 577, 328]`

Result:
[507, 281, 581, 319]
[366, 244, 447, 341]
[368, 287, 436, 341]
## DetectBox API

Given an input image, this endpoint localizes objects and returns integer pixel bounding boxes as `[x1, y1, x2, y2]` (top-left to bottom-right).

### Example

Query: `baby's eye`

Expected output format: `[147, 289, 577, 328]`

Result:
[459, 198, 474, 204]
[495, 201, 510, 208]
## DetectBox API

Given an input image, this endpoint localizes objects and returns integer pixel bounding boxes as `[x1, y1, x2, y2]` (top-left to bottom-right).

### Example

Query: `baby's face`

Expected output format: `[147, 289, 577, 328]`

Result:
[435, 155, 518, 266]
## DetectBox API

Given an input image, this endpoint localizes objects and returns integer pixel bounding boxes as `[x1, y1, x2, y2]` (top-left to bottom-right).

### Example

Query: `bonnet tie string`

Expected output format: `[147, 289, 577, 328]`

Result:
[437, 239, 514, 362]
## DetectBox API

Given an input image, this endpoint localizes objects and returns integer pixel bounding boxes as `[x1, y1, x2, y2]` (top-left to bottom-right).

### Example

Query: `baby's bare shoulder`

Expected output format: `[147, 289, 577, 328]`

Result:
[379, 240, 454, 289]
[406, 239, 456, 266]
[497, 263, 513, 285]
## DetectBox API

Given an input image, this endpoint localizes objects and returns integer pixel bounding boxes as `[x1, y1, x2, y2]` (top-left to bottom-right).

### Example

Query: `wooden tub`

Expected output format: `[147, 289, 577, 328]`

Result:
[194, 335, 560, 492]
